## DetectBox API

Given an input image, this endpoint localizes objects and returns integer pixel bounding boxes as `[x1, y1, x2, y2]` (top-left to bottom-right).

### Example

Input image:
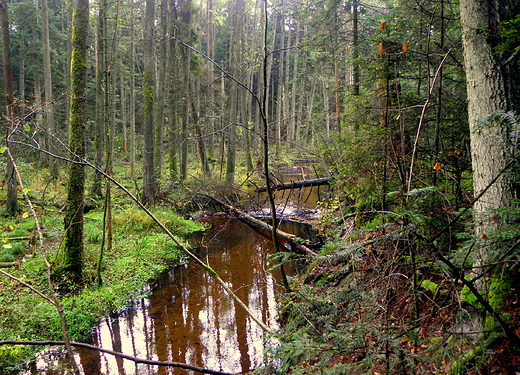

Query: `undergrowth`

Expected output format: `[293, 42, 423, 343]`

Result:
[256, 203, 520, 374]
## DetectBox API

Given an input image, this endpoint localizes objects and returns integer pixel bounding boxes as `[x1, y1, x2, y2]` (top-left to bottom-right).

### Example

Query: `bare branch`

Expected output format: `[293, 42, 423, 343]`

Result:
[0, 340, 240, 375]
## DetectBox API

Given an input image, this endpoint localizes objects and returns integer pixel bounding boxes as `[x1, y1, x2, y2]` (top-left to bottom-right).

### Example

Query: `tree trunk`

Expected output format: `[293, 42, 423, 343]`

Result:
[41, 0, 58, 178]
[142, 0, 156, 205]
[350, 0, 359, 96]
[155, 0, 168, 182]
[0, 1, 18, 217]
[460, 0, 520, 336]
[179, 0, 192, 181]
[92, 0, 106, 196]
[63, 0, 89, 279]
[129, 5, 136, 177]
[460, 0, 519, 238]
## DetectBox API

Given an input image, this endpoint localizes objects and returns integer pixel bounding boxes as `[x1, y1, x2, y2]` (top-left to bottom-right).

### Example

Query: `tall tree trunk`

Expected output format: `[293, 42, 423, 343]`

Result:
[155, 0, 168, 182]
[460, 0, 520, 335]
[92, 0, 106, 196]
[167, 5, 179, 180]
[289, 24, 300, 148]
[41, 0, 58, 178]
[275, 12, 285, 157]
[179, 0, 192, 181]
[142, 0, 156, 205]
[63, 0, 89, 279]
[350, 0, 359, 96]
[0, 0, 18, 216]
[129, 5, 136, 177]
[460, 0, 520, 240]
[225, 0, 245, 185]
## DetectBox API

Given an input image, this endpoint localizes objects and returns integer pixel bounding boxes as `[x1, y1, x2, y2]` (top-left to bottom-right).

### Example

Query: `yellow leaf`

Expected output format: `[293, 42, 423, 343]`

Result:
[3, 244, 12, 249]
[8, 225, 14, 231]
[21, 212, 29, 219]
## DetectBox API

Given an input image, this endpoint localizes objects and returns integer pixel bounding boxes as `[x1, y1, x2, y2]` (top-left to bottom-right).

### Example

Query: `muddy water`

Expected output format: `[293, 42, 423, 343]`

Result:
[259, 164, 329, 211]
[31, 165, 325, 374]
[33, 218, 312, 375]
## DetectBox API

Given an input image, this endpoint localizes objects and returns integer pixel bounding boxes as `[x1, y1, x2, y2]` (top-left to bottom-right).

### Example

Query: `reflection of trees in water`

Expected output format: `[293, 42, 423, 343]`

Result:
[72, 218, 307, 374]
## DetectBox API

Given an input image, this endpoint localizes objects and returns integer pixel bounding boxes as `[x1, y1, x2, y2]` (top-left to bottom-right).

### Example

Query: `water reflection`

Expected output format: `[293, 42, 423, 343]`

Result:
[54, 218, 304, 375]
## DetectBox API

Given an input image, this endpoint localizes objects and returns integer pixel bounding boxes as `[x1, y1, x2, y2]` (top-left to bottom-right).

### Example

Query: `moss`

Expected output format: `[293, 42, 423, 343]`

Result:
[448, 346, 485, 375]
[484, 276, 513, 332]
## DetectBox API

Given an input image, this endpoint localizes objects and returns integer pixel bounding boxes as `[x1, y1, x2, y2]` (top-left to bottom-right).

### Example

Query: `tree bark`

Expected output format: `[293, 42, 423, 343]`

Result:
[41, 0, 58, 178]
[129, 4, 136, 177]
[255, 177, 330, 193]
[63, 0, 89, 280]
[155, 0, 168, 182]
[142, 0, 156, 205]
[0, 1, 18, 217]
[460, 0, 519, 237]
[92, 0, 106, 196]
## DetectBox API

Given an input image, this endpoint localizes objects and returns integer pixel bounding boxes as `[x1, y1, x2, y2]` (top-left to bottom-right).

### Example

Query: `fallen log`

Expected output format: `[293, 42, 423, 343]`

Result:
[255, 177, 331, 193]
[0, 262, 17, 268]
[211, 197, 318, 256]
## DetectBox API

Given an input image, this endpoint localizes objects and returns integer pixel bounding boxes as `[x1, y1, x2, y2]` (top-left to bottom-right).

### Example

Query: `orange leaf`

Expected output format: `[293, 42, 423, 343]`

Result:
[482, 233, 487, 239]
[54, 211, 59, 215]
[345, 45, 349, 52]
[402, 42, 409, 52]
[36, 208, 41, 214]
[380, 21, 386, 31]
[433, 161, 442, 170]
[378, 42, 384, 53]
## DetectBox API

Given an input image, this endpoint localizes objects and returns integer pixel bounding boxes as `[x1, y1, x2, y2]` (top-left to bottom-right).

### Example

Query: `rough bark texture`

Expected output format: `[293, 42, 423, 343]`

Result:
[41, 0, 58, 178]
[155, 0, 168, 182]
[142, 0, 156, 205]
[63, 0, 89, 278]
[0, 1, 18, 217]
[92, 0, 106, 196]
[460, 0, 519, 237]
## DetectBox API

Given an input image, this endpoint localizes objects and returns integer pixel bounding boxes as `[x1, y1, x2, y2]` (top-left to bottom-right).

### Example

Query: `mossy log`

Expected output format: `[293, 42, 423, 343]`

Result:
[0, 262, 17, 268]
[255, 177, 331, 193]
[213, 198, 317, 256]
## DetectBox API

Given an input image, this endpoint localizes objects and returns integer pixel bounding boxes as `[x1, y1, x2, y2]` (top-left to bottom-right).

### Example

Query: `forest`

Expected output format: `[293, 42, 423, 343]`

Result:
[0, 0, 520, 373]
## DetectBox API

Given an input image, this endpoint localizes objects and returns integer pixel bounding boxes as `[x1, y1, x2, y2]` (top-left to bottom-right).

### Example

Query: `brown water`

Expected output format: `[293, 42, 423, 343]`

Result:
[29, 218, 312, 375]
[28, 165, 325, 374]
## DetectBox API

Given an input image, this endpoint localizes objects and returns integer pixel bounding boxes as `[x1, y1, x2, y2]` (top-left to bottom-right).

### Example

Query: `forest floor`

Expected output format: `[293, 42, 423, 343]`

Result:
[254, 209, 520, 374]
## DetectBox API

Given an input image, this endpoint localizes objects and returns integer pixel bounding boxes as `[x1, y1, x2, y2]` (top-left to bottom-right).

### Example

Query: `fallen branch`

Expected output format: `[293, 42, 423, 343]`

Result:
[255, 177, 330, 193]
[210, 197, 317, 256]
[0, 340, 239, 375]
[0, 262, 17, 268]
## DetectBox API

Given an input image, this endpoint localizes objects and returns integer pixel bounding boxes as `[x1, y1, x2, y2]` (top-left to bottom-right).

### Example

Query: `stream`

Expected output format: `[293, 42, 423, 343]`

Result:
[26, 165, 327, 375]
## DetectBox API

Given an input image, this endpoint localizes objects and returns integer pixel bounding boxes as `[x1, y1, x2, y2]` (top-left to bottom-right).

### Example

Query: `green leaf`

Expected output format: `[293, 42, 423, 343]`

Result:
[23, 124, 30, 132]
[0, 147, 7, 154]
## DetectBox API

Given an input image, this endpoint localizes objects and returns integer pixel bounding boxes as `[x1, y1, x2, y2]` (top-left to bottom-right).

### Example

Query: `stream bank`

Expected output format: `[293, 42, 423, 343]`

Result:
[17, 165, 328, 374]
